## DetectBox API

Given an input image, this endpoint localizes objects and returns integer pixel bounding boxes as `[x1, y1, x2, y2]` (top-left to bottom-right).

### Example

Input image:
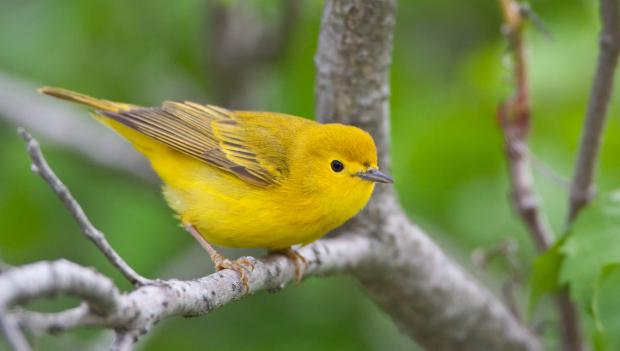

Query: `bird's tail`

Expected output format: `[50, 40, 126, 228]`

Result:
[38, 86, 134, 112]
[37, 86, 165, 159]
[39, 86, 211, 191]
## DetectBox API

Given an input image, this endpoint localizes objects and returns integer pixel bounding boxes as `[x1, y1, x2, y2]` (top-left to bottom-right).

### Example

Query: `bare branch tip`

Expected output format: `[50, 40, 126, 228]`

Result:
[17, 127, 39, 151]
[15, 128, 152, 287]
[16, 126, 30, 141]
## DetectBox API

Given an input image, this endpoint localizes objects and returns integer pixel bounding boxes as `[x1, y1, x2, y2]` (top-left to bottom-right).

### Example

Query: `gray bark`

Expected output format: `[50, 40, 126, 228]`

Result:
[314, 1, 540, 350]
[0, 1, 543, 351]
[567, 0, 620, 223]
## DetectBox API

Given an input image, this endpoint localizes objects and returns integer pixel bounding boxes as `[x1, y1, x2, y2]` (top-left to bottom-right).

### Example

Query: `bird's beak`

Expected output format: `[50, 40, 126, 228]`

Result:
[355, 168, 393, 183]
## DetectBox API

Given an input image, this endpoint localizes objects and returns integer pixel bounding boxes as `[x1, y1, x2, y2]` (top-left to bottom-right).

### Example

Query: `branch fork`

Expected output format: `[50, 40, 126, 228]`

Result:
[498, 1, 620, 350]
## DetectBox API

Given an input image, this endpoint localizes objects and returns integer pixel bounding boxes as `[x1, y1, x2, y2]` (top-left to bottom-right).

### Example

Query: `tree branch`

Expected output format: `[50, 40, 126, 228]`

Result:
[1, 234, 376, 351]
[1, 1, 546, 350]
[0, 130, 378, 350]
[2, 129, 539, 351]
[567, 0, 620, 224]
[498, 0, 552, 251]
[14, 305, 99, 335]
[0, 260, 120, 315]
[497, 1, 583, 350]
[18, 129, 152, 287]
[315, 1, 540, 350]
[354, 193, 541, 351]
[501, 129, 553, 251]
[0, 314, 29, 351]
[110, 330, 140, 351]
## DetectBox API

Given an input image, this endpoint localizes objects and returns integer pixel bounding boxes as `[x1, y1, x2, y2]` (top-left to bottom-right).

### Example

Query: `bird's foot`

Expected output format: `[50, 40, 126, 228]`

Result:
[212, 253, 255, 292]
[270, 248, 308, 284]
[183, 224, 254, 292]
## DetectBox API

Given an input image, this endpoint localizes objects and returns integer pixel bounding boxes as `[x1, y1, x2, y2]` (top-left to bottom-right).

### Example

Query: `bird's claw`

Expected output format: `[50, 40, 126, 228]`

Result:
[213, 254, 254, 293]
[272, 248, 308, 284]
[289, 251, 308, 284]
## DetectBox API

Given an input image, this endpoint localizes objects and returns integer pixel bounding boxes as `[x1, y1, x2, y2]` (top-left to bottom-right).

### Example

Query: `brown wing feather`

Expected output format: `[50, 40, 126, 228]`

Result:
[99, 102, 285, 187]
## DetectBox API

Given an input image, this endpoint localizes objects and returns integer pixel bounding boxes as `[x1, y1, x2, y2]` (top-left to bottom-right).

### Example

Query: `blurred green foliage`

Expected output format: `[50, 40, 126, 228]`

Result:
[561, 193, 620, 306]
[0, 0, 619, 350]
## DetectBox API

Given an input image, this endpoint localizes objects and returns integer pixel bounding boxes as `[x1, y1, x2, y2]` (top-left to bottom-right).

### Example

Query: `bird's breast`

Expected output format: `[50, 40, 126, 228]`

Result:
[162, 165, 374, 249]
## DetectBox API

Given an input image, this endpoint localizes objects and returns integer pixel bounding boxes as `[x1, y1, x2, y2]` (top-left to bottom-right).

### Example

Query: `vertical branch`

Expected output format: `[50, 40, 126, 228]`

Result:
[498, 2, 583, 351]
[498, 0, 552, 251]
[315, 0, 394, 238]
[567, 0, 620, 224]
[316, 1, 542, 350]
[501, 0, 530, 134]
[314, 0, 393, 173]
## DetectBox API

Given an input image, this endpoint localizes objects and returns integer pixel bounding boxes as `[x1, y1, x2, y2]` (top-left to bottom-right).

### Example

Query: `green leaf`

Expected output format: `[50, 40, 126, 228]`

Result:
[529, 191, 620, 344]
[528, 236, 566, 315]
[559, 191, 620, 305]
[590, 263, 620, 351]
[556, 191, 620, 350]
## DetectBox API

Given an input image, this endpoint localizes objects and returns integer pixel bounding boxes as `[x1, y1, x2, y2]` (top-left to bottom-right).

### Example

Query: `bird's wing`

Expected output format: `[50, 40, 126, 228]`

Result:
[99, 101, 288, 187]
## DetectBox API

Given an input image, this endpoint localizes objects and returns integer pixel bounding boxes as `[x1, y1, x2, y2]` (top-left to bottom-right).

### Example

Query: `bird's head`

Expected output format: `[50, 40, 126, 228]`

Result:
[289, 123, 392, 213]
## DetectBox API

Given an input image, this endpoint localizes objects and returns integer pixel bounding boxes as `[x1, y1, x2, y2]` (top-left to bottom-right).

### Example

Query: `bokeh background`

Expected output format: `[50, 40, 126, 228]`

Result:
[0, 0, 619, 350]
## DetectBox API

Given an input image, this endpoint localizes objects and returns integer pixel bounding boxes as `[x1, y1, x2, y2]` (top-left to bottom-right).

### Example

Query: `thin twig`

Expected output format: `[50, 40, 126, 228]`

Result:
[567, 0, 620, 224]
[530, 154, 570, 189]
[0, 313, 30, 351]
[555, 293, 583, 351]
[498, 0, 553, 251]
[17, 128, 152, 287]
[501, 135, 553, 250]
[14, 304, 101, 335]
[0, 259, 121, 317]
[3, 235, 375, 343]
[498, 1, 583, 350]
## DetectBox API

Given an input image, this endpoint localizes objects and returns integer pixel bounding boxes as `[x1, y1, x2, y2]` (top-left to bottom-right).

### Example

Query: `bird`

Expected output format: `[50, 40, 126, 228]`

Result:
[39, 87, 393, 289]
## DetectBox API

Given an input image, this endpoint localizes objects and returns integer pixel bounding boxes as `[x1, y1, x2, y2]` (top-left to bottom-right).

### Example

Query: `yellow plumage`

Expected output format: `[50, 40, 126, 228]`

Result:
[39, 87, 391, 253]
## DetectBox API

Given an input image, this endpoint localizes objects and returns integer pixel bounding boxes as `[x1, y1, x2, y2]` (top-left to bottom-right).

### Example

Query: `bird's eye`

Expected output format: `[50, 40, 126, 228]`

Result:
[331, 160, 344, 172]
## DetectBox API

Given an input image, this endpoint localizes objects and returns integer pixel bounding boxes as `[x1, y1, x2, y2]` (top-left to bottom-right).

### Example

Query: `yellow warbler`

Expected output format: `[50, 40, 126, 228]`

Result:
[40, 87, 392, 285]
